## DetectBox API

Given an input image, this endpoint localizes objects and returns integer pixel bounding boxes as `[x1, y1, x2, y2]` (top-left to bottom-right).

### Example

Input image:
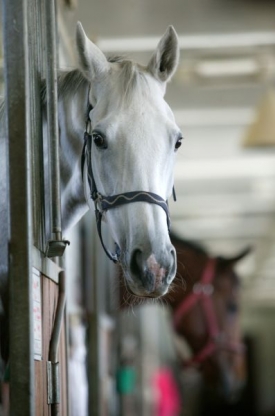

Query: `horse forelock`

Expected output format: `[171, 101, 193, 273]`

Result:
[40, 55, 153, 111]
[108, 56, 152, 104]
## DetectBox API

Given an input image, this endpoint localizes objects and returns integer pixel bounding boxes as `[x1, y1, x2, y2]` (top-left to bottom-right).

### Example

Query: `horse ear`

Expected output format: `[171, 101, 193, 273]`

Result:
[76, 22, 109, 80]
[147, 26, 180, 83]
[218, 246, 253, 268]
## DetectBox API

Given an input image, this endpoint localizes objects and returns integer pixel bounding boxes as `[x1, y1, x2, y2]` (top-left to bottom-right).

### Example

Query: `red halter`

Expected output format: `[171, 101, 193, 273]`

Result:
[173, 258, 245, 366]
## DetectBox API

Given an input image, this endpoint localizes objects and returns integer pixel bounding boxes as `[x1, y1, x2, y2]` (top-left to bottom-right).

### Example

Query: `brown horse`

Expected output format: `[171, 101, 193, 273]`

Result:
[167, 235, 251, 409]
[120, 233, 251, 410]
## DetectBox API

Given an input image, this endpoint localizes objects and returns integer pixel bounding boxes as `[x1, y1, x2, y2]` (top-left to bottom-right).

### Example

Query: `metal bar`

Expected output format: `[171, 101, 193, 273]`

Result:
[43, 0, 69, 258]
[32, 246, 62, 284]
[44, 0, 62, 241]
[48, 270, 66, 415]
[82, 217, 100, 416]
[49, 271, 66, 364]
[29, 0, 45, 251]
[0, 107, 9, 296]
[2, 0, 34, 414]
[87, 313, 100, 416]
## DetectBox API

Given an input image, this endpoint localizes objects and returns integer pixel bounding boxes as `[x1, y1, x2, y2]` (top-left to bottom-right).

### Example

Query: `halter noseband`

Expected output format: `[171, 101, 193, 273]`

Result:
[173, 258, 245, 366]
[81, 98, 174, 263]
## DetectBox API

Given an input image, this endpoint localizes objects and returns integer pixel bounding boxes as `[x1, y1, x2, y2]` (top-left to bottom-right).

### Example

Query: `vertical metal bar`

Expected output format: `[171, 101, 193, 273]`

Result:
[0, 101, 9, 366]
[140, 305, 159, 416]
[49, 271, 66, 364]
[0, 100, 9, 299]
[29, 0, 45, 251]
[82, 217, 101, 416]
[48, 270, 66, 416]
[2, 0, 34, 415]
[44, 0, 62, 241]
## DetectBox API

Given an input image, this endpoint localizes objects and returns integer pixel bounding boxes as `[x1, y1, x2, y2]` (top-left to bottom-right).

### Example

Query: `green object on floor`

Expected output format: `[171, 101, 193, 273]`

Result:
[116, 366, 136, 394]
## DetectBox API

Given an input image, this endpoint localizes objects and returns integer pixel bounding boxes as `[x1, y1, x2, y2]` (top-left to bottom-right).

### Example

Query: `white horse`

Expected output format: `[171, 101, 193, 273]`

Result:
[1, 22, 182, 299]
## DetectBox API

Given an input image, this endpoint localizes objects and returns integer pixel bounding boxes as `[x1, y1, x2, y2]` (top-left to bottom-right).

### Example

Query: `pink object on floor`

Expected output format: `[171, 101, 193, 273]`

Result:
[153, 367, 182, 416]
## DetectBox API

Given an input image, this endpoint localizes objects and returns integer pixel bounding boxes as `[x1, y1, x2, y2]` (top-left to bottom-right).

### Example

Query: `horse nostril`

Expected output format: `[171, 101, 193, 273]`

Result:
[130, 249, 144, 278]
[168, 247, 177, 281]
[171, 247, 176, 260]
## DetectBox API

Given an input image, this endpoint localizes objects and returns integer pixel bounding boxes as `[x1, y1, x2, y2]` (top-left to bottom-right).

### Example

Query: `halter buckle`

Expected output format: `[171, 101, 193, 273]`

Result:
[193, 282, 214, 296]
[91, 189, 98, 201]
[93, 192, 103, 213]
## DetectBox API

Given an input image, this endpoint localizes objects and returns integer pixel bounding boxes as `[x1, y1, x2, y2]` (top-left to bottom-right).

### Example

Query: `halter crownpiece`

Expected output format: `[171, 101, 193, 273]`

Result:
[81, 93, 176, 263]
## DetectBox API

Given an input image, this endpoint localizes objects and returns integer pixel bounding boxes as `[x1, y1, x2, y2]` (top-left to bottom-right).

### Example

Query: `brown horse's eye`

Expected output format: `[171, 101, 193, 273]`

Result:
[227, 302, 238, 313]
[92, 131, 107, 149]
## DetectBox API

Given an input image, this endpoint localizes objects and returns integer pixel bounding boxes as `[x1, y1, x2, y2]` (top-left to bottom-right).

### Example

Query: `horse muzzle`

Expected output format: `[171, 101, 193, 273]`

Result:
[126, 247, 177, 297]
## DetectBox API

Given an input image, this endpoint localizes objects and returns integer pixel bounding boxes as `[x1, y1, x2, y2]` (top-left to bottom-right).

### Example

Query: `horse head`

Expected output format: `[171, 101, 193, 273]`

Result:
[76, 23, 181, 298]
[169, 237, 252, 403]
[203, 249, 251, 403]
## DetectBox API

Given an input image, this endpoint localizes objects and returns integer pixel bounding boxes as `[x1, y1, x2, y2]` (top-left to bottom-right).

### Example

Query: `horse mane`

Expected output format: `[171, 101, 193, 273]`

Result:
[40, 69, 89, 105]
[3, 55, 147, 120]
[58, 69, 90, 100]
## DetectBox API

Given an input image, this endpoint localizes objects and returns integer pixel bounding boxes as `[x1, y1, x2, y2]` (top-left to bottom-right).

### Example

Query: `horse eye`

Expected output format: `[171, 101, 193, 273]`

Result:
[92, 132, 107, 149]
[227, 302, 238, 313]
[175, 136, 182, 150]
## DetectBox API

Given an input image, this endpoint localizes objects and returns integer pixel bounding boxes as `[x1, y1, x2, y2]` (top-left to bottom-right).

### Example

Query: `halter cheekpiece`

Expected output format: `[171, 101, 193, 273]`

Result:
[81, 93, 175, 263]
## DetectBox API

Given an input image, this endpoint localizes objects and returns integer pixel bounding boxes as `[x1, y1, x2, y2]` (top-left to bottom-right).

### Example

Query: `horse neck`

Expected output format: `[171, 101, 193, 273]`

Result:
[58, 84, 88, 181]
[56, 76, 90, 231]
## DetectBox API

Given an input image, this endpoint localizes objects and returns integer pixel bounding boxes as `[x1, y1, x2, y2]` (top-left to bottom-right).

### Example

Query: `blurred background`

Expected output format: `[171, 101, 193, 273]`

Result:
[2, 0, 275, 415]
[55, 0, 275, 415]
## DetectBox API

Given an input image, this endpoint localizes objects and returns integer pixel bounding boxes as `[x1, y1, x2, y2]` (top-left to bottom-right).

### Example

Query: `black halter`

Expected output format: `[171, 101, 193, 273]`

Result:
[81, 100, 175, 263]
